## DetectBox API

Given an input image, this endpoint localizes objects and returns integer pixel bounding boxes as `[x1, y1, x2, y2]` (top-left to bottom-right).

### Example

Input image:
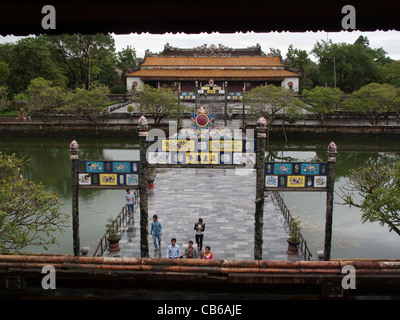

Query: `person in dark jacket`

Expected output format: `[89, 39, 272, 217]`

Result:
[194, 218, 205, 251]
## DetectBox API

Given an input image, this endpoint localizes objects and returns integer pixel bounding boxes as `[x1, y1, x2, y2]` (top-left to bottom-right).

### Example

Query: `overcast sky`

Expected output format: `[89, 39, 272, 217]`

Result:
[111, 30, 400, 61]
[2, 30, 400, 61]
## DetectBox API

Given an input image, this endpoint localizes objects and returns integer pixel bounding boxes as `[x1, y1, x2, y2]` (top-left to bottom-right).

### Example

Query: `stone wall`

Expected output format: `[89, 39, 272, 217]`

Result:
[1, 254, 400, 299]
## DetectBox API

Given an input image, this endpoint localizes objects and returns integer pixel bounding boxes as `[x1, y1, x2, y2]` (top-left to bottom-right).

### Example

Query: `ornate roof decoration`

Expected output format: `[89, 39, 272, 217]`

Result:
[191, 106, 215, 136]
[146, 43, 272, 58]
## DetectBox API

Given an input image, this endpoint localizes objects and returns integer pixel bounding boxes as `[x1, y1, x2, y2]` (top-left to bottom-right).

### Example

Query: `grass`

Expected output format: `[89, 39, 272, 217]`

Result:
[0, 109, 17, 117]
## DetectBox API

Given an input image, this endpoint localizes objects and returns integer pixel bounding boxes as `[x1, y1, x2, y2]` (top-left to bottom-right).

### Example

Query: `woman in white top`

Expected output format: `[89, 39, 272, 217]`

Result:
[194, 218, 205, 251]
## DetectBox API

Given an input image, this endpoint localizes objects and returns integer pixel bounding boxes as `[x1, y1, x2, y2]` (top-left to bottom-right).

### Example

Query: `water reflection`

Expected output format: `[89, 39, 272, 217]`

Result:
[275, 138, 400, 259]
[0, 135, 399, 259]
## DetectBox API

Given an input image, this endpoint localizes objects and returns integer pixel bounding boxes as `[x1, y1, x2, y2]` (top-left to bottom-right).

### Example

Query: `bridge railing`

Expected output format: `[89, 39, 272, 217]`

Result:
[92, 205, 127, 257]
[270, 191, 313, 261]
[93, 190, 138, 257]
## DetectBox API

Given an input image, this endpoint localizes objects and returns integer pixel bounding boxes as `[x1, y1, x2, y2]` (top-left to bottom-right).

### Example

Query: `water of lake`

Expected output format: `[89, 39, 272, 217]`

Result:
[1, 134, 399, 259]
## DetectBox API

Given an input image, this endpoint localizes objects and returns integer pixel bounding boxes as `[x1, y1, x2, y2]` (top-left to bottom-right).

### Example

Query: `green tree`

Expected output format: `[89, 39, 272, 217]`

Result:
[0, 42, 14, 63]
[244, 85, 305, 124]
[312, 37, 384, 93]
[116, 45, 139, 75]
[377, 61, 400, 87]
[302, 86, 344, 123]
[341, 83, 400, 125]
[27, 77, 66, 121]
[0, 86, 11, 112]
[6, 37, 67, 94]
[63, 84, 110, 122]
[339, 158, 400, 237]
[286, 45, 309, 75]
[0, 152, 69, 252]
[99, 58, 120, 87]
[46, 34, 115, 89]
[0, 61, 10, 86]
[136, 85, 183, 124]
[285, 44, 318, 91]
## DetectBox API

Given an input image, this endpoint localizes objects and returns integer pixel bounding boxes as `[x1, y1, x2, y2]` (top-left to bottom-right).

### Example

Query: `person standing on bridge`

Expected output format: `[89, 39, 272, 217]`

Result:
[166, 238, 181, 258]
[150, 214, 163, 251]
[194, 218, 205, 251]
[125, 189, 136, 217]
[181, 240, 200, 259]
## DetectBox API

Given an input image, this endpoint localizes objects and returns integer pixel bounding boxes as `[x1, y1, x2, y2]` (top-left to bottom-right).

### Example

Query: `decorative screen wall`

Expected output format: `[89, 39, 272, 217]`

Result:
[147, 139, 256, 165]
[77, 161, 139, 188]
[265, 162, 328, 191]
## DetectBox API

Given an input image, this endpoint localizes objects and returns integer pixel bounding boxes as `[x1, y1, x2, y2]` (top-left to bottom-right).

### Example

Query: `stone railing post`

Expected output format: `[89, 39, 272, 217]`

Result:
[254, 117, 267, 260]
[138, 115, 149, 258]
[324, 141, 337, 261]
[69, 140, 80, 256]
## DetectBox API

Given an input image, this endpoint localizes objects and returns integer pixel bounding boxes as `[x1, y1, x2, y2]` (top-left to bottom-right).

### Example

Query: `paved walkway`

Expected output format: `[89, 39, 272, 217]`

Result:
[108, 167, 303, 261]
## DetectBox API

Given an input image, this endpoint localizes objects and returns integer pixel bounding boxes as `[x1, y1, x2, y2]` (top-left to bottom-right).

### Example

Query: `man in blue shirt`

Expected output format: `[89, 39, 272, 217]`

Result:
[150, 215, 163, 251]
[166, 238, 181, 258]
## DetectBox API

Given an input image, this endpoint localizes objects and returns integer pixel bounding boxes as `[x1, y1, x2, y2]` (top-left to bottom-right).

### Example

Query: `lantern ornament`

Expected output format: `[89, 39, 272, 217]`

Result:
[138, 115, 148, 137]
[327, 141, 337, 161]
[328, 141, 337, 156]
[69, 140, 79, 159]
[256, 117, 268, 138]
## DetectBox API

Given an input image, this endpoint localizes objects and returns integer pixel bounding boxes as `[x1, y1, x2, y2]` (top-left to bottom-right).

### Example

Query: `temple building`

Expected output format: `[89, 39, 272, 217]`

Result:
[125, 44, 300, 94]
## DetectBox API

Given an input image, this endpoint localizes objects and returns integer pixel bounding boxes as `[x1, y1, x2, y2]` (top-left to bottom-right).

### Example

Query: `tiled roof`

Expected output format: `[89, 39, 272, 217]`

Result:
[125, 55, 298, 80]
[126, 68, 298, 80]
[140, 56, 284, 67]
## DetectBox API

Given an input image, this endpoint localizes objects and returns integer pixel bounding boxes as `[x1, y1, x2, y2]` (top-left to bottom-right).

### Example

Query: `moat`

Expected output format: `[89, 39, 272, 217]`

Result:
[1, 134, 399, 260]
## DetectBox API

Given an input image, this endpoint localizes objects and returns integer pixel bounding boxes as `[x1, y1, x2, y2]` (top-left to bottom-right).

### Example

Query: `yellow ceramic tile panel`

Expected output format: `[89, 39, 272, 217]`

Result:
[287, 176, 305, 187]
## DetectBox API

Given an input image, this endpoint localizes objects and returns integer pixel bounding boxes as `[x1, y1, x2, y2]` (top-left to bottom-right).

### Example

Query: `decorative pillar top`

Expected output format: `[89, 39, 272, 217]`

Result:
[327, 141, 337, 161]
[69, 140, 79, 159]
[138, 115, 148, 137]
[256, 117, 267, 138]
[328, 141, 337, 154]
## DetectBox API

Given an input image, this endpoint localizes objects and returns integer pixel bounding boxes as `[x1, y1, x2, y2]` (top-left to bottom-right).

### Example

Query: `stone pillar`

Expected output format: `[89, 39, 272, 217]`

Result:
[254, 117, 267, 260]
[324, 141, 337, 261]
[69, 140, 80, 256]
[138, 116, 149, 258]
[242, 86, 246, 131]
[224, 81, 228, 127]
[195, 81, 199, 110]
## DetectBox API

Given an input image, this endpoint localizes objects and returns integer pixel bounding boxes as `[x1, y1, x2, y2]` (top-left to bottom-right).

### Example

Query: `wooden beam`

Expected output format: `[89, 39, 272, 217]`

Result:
[1, 1, 399, 35]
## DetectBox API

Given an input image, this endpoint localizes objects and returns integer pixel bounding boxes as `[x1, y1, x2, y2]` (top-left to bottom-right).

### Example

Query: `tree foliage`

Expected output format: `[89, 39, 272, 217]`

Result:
[0, 86, 11, 112]
[4, 37, 67, 94]
[0, 152, 69, 253]
[244, 85, 305, 124]
[377, 61, 400, 87]
[0, 61, 10, 86]
[285, 44, 318, 91]
[311, 37, 387, 93]
[302, 86, 344, 123]
[339, 158, 400, 237]
[27, 77, 66, 121]
[116, 45, 139, 75]
[46, 34, 116, 89]
[341, 82, 400, 124]
[136, 85, 184, 123]
[63, 84, 110, 122]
